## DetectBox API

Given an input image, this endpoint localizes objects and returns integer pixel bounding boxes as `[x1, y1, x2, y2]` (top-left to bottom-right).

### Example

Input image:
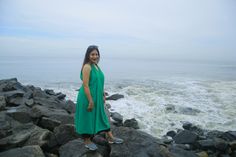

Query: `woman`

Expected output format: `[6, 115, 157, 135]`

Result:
[75, 45, 123, 151]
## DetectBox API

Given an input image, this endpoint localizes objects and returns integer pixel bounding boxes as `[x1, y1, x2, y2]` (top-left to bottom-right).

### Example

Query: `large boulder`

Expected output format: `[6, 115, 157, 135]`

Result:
[0, 123, 55, 151]
[0, 145, 45, 157]
[59, 139, 108, 157]
[173, 130, 198, 144]
[53, 124, 79, 145]
[109, 126, 163, 157]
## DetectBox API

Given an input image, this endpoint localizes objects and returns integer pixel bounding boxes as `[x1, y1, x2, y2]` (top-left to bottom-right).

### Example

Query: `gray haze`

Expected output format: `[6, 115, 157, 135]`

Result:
[0, 0, 236, 63]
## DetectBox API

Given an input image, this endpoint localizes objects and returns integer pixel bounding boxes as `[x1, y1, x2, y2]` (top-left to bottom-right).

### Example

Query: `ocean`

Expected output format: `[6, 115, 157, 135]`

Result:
[1, 56, 236, 138]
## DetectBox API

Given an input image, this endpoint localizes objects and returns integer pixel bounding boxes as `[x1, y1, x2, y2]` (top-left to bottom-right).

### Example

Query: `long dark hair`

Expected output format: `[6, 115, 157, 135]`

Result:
[81, 45, 100, 72]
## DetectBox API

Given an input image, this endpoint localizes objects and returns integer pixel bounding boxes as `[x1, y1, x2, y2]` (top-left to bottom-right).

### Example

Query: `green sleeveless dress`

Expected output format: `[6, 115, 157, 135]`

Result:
[74, 63, 110, 135]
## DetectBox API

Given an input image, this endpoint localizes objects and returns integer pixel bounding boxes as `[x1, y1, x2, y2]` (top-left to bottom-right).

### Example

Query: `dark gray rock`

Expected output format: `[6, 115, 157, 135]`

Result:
[222, 131, 236, 141]
[124, 118, 139, 129]
[165, 104, 176, 112]
[106, 94, 124, 101]
[59, 139, 106, 157]
[110, 126, 163, 157]
[206, 130, 224, 139]
[182, 122, 193, 130]
[25, 98, 34, 107]
[166, 130, 177, 138]
[173, 130, 198, 144]
[197, 139, 215, 150]
[111, 112, 123, 123]
[56, 92, 66, 100]
[0, 145, 45, 157]
[6, 105, 32, 123]
[168, 146, 198, 157]
[44, 89, 56, 96]
[30, 105, 74, 125]
[54, 124, 79, 145]
[62, 100, 76, 114]
[0, 111, 22, 139]
[39, 116, 61, 131]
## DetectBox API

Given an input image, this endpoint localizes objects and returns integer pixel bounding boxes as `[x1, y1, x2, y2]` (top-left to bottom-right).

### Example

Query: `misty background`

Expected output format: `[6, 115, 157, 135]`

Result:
[0, 0, 236, 63]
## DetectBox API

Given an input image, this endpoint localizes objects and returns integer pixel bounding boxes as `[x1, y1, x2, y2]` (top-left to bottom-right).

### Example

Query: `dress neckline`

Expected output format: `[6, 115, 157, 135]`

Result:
[92, 63, 99, 71]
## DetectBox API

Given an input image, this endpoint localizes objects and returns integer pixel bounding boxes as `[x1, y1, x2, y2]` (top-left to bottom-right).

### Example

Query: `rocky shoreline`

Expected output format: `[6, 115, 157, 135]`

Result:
[0, 78, 236, 157]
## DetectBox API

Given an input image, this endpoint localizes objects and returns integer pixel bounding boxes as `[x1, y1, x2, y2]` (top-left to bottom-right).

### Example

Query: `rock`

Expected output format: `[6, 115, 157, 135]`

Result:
[197, 139, 215, 150]
[0, 145, 45, 157]
[165, 104, 176, 112]
[45, 89, 56, 96]
[109, 126, 163, 157]
[106, 94, 124, 101]
[168, 146, 198, 157]
[25, 98, 34, 107]
[0, 96, 6, 111]
[206, 130, 224, 139]
[6, 105, 32, 123]
[183, 122, 193, 130]
[166, 130, 177, 138]
[33, 97, 64, 109]
[30, 105, 74, 124]
[56, 92, 66, 100]
[222, 131, 236, 141]
[0, 111, 22, 139]
[230, 141, 236, 151]
[0, 78, 24, 92]
[62, 100, 76, 114]
[59, 139, 107, 157]
[111, 112, 123, 123]
[123, 118, 139, 129]
[105, 103, 111, 109]
[39, 117, 61, 131]
[173, 130, 198, 144]
[53, 124, 79, 145]
[0, 122, 56, 151]
[214, 138, 229, 152]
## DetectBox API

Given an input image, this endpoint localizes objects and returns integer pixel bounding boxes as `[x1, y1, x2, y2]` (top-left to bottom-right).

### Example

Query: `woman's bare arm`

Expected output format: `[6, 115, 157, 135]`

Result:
[82, 64, 93, 103]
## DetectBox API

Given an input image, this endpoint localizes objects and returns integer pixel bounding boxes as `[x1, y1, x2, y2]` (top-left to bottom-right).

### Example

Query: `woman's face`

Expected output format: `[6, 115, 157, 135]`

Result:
[89, 49, 99, 64]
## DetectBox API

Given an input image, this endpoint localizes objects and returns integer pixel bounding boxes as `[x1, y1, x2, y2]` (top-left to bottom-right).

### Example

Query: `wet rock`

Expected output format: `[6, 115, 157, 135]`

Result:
[44, 89, 56, 96]
[0, 145, 45, 157]
[165, 104, 176, 112]
[183, 122, 193, 130]
[124, 118, 139, 129]
[111, 112, 123, 123]
[173, 130, 198, 144]
[166, 130, 177, 138]
[56, 92, 66, 100]
[106, 94, 124, 101]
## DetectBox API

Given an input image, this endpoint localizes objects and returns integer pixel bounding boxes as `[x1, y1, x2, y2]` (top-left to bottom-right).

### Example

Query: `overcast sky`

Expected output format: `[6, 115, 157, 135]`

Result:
[0, 0, 235, 62]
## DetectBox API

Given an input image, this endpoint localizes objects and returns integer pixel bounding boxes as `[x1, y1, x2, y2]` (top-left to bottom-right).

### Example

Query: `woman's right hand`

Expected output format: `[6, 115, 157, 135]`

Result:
[87, 100, 94, 112]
